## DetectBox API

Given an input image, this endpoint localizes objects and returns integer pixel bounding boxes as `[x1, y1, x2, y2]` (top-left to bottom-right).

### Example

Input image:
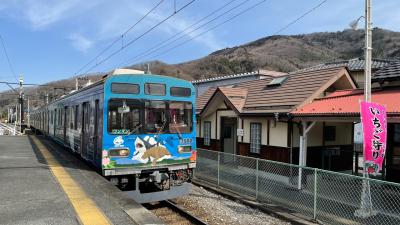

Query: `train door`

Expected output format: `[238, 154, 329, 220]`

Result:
[53, 109, 57, 136]
[88, 100, 99, 162]
[81, 102, 90, 159]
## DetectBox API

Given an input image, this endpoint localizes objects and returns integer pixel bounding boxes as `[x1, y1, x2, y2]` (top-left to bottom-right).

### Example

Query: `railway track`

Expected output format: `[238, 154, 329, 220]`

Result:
[143, 200, 208, 225]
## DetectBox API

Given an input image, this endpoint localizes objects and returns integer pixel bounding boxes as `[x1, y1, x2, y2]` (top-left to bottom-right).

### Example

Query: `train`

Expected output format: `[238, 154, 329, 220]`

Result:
[30, 69, 196, 203]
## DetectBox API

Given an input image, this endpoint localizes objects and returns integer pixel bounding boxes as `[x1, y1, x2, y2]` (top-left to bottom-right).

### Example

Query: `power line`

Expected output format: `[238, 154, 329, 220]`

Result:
[136, 0, 328, 64]
[271, 0, 328, 36]
[112, 0, 244, 69]
[0, 34, 18, 82]
[0, 81, 74, 89]
[82, 0, 196, 75]
[135, 0, 268, 63]
[74, 0, 165, 76]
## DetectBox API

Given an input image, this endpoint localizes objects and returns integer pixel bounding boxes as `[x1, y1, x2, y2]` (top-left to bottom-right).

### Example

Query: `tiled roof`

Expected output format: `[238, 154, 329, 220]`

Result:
[372, 61, 400, 82]
[296, 58, 393, 73]
[218, 87, 248, 112]
[196, 66, 352, 115]
[292, 88, 400, 116]
[196, 87, 216, 113]
[237, 67, 349, 113]
[191, 70, 287, 84]
[191, 71, 258, 84]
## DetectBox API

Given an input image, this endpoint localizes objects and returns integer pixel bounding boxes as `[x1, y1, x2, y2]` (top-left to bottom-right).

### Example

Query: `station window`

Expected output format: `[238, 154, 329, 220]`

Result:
[204, 121, 211, 146]
[145, 83, 166, 96]
[111, 83, 139, 94]
[324, 126, 336, 141]
[170, 87, 191, 97]
[250, 123, 261, 154]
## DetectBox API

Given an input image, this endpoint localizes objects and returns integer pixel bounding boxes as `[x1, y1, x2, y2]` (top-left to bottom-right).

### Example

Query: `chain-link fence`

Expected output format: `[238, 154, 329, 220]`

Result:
[194, 148, 400, 225]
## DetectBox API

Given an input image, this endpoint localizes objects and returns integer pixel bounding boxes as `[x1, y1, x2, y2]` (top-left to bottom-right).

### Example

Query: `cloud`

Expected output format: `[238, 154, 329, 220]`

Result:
[0, 0, 223, 55]
[68, 33, 93, 52]
[0, 0, 99, 29]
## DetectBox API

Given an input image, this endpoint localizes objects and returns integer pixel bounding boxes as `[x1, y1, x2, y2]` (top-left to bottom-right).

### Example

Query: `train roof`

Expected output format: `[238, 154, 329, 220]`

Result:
[33, 69, 193, 110]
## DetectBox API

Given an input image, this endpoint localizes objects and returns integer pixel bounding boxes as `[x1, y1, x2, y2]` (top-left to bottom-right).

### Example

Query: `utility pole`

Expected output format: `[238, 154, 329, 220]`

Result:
[27, 98, 30, 128]
[355, 0, 374, 218]
[19, 75, 24, 132]
[364, 0, 372, 102]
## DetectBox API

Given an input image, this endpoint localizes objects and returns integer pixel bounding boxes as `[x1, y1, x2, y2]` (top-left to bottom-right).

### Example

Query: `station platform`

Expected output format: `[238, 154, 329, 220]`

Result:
[0, 135, 163, 225]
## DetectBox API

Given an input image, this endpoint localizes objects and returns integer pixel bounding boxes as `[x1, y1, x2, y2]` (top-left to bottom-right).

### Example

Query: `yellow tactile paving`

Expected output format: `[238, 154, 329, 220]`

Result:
[31, 136, 112, 225]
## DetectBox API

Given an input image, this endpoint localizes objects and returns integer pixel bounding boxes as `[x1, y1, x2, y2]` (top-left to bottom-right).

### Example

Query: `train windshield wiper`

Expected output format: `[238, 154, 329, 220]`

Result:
[128, 123, 142, 135]
[171, 125, 183, 140]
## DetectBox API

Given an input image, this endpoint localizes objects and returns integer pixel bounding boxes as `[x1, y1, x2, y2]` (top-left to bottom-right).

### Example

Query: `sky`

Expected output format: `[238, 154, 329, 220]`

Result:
[0, 0, 400, 91]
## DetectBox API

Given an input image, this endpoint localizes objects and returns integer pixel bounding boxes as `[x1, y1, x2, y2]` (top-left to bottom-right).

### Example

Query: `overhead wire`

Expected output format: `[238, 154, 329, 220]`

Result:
[134, 0, 268, 63]
[74, 0, 165, 76]
[134, 0, 329, 64]
[112, 0, 245, 69]
[271, 0, 329, 36]
[82, 0, 196, 75]
[0, 34, 18, 82]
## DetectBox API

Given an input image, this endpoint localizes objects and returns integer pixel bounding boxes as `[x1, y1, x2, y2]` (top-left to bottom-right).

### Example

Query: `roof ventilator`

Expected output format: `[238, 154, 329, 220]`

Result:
[266, 75, 288, 87]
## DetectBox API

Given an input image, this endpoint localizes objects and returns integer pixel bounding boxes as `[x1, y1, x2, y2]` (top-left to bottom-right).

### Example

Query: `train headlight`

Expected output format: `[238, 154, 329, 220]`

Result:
[178, 145, 191, 153]
[109, 148, 130, 157]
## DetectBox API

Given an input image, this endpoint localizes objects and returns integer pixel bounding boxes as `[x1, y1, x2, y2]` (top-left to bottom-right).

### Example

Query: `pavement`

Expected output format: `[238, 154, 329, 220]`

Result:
[0, 135, 163, 225]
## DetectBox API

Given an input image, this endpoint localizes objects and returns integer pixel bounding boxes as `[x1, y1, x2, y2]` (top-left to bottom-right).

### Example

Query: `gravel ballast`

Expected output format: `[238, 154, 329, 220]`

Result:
[175, 185, 290, 225]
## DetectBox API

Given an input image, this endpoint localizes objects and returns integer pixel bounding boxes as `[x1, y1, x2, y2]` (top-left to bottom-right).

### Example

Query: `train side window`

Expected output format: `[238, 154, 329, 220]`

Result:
[74, 105, 78, 130]
[170, 87, 191, 97]
[68, 106, 75, 130]
[145, 83, 166, 96]
[54, 109, 57, 125]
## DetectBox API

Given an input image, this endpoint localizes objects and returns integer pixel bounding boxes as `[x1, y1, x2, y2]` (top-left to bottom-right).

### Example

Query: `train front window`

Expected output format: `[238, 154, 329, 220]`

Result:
[145, 101, 167, 133]
[108, 99, 141, 135]
[169, 101, 192, 133]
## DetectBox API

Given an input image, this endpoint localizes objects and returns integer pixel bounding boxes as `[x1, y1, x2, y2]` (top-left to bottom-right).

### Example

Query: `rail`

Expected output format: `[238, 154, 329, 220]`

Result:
[164, 200, 208, 225]
[143, 200, 208, 225]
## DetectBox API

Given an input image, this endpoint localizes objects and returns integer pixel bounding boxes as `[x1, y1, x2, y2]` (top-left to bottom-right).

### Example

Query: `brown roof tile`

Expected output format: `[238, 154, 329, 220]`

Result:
[238, 67, 347, 112]
[196, 66, 351, 115]
[218, 87, 248, 112]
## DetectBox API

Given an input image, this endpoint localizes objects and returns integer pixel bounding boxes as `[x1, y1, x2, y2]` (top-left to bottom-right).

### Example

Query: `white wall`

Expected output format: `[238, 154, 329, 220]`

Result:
[307, 122, 324, 147]
[295, 122, 353, 147]
[269, 121, 288, 147]
[325, 122, 353, 146]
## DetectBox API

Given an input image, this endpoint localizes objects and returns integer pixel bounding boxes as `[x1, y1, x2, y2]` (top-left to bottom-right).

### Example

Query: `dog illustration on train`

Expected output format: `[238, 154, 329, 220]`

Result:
[132, 136, 172, 166]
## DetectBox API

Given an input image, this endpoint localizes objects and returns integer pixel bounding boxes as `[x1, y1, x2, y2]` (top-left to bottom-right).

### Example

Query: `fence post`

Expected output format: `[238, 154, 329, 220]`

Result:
[256, 158, 259, 200]
[217, 151, 220, 187]
[313, 168, 318, 220]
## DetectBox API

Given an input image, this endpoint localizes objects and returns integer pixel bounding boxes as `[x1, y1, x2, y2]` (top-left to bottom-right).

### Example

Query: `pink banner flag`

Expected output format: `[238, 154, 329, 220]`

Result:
[360, 101, 387, 175]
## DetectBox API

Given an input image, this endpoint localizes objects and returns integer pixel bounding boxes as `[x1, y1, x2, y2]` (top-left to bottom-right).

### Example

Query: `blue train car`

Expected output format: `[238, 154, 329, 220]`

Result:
[31, 69, 196, 202]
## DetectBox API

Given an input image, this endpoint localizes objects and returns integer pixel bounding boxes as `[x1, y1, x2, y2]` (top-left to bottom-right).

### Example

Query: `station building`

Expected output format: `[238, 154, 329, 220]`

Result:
[195, 58, 400, 182]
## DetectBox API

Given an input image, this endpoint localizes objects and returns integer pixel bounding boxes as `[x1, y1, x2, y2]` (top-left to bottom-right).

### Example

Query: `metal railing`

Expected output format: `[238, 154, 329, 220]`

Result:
[0, 122, 22, 135]
[194, 148, 400, 225]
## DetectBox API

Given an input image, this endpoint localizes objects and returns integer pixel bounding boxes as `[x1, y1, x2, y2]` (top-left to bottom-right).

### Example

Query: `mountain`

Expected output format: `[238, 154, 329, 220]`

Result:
[1, 28, 400, 115]
[129, 28, 400, 79]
